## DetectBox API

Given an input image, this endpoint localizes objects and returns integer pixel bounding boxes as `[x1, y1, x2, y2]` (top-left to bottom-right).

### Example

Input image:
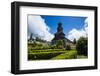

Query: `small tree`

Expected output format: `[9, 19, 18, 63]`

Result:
[36, 37, 38, 41]
[30, 33, 33, 40]
[56, 40, 63, 49]
[66, 44, 71, 50]
[76, 37, 88, 56]
[50, 45, 56, 49]
[73, 38, 76, 44]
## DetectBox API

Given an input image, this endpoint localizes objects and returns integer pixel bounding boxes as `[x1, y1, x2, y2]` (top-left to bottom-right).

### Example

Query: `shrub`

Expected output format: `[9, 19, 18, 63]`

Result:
[73, 38, 76, 44]
[50, 45, 57, 49]
[56, 40, 64, 49]
[65, 51, 77, 59]
[28, 52, 63, 60]
[66, 45, 71, 50]
[37, 43, 42, 47]
[76, 37, 88, 56]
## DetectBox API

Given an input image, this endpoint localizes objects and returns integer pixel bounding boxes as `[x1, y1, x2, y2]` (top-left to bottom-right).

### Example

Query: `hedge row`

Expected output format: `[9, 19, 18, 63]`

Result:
[28, 49, 66, 53]
[28, 52, 63, 60]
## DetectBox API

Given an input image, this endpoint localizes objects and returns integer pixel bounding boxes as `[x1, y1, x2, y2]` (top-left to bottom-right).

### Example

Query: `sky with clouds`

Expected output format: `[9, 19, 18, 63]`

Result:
[28, 15, 87, 42]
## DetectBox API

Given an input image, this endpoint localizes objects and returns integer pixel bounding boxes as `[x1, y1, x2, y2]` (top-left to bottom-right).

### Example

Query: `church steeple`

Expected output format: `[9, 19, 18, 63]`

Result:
[57, 22, 63, 33]
[52, 22, 65, 41]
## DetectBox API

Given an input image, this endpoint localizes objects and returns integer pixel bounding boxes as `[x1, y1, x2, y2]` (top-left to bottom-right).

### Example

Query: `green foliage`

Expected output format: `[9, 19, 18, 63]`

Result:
[52, 50, 77, 59]
[28, 41, 37, 47]
[56, 40, 64, 49]
[28, 48, 66, 53]
[76, 37, 88, 56]
[28, 37, 87, 60]
[29, 33, 33, 40]
[35, 37, 46, 42]
[28, 40, 51, 50]
[28, 52, 62, 60]
[73, 38, 76, 44]
[36, 37, 40, 41]
[66, 45, 71, 50]
[77, 55, 87, 59]
[50, 45, 57, 49]
[65, 51, 77, 59]
[37, 43, 42, 47]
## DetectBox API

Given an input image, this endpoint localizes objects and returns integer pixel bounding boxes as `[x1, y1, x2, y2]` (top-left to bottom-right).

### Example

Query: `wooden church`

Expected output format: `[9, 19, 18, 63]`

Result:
[52, 22, 73, 48]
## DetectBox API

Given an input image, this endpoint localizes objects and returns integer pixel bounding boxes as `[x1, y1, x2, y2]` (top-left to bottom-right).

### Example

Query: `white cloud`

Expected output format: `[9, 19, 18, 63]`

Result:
[28, 15, 54, 41]
[67, 18, 88, 41]
[84, 18, 88, 34]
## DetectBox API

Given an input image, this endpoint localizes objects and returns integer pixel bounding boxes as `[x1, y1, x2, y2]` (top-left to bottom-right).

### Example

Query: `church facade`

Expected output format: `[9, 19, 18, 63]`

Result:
[52, 22, 73, 48]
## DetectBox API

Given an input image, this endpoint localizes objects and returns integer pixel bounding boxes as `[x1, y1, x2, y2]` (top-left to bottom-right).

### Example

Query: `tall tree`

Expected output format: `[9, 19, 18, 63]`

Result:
[30, 33, 33, 40]
[73, 38, 76, 44]
[76, 37, 88, 56]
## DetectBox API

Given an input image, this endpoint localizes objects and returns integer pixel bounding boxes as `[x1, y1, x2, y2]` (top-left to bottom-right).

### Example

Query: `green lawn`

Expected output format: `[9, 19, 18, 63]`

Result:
[28, 49, 79, 60]
[51, 50, 77, 59]
[77, 55, 87, 59]
[28, 42, 87, 60]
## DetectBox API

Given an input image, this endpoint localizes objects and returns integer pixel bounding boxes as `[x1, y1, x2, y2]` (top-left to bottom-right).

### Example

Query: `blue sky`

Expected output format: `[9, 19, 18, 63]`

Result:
[41, 15, 86, 35]
[28, 15, 88, 41]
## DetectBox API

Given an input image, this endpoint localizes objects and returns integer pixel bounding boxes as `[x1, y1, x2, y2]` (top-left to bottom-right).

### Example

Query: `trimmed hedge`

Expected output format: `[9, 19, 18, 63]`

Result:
[28, 49, 66, 53]
[28, 52, 63, 60]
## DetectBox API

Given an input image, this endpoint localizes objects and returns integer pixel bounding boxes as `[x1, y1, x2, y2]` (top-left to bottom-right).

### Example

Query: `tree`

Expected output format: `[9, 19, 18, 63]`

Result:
[56, 40, 64, 49]
[30, 33, 33, 40]
[66, 44, 71, 50]
[50, 45, 56, 49]
[73, 38, 76, 44]
[36, 37, 40, 41]
[76, 37, 88, 56]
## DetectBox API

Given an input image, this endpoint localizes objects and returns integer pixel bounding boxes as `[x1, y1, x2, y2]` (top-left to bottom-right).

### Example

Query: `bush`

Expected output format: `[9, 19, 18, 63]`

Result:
[66, 45, 71, 50]
[56, 40, 64, 49]
[50, 45, 57, 49]
[76, 37, 88, 56]
[28, 52, 63, 60]
[73, 38, 76, 44]
[65, 51, 77, 59]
